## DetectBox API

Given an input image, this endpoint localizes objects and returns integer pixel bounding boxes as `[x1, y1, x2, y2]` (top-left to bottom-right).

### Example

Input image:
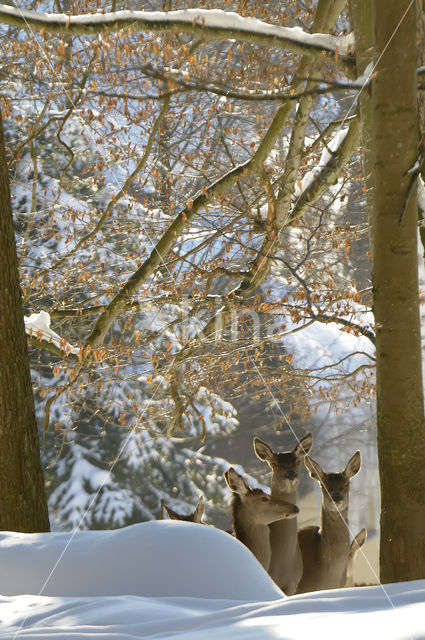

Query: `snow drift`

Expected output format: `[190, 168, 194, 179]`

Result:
[1, 520, 425, 640]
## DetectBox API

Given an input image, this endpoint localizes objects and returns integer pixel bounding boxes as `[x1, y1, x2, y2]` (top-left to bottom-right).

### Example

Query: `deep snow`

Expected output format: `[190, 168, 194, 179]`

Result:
[1, 521, 424, 640]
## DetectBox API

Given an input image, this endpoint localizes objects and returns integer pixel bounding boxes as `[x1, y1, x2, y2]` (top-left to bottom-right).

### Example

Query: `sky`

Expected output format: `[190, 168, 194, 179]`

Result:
[1, 521, 424, 640]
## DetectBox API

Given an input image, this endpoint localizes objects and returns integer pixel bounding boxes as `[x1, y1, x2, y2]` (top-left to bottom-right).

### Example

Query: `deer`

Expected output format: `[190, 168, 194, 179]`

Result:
[253, 433, 313, 595]
[160, 495, 205, 524]
[345, 527, 367, 587]
[224, 467, 299, 572]
[296, 450, 362, 594]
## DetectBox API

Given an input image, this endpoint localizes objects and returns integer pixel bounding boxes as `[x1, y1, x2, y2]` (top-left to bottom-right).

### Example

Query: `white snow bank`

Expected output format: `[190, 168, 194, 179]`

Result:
[24, 310, 80, 355]
[0, 521, 282, 601]
[2, 582, 425, 639]
[1, 522, 425, 639]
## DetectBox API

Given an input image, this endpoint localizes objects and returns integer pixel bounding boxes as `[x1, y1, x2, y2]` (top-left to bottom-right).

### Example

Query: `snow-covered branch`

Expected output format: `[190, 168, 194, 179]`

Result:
[25, 311, 80, 359]
[290, 115, 361, 222]
[0, 5, 355, 66]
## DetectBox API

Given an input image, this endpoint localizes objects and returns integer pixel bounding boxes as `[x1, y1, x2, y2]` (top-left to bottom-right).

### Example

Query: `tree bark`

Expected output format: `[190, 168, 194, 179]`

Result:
[415, 0, 425, 255]
[371, 0, 425, 582]
[349, 0, 375, 241]
[0, 108, 50, 532]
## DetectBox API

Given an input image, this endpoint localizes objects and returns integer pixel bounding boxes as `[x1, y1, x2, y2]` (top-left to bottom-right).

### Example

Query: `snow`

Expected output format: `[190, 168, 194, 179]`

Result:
[294, 128, 349, 198]
[1, 521, 425, 640]
[0, 522, 281, 600]
[24, 311, 80, 356]
[352, 61, 373, 88]
[284, 316, 374, 375]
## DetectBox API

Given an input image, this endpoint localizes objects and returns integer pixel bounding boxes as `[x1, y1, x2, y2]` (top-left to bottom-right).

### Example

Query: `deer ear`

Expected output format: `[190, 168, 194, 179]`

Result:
[304, 456, 324, 481]
[293, 433, 313, 458]
[162, 502, 179, 520]
[224, 468, 249, 495]
[193, 496, 205, 523]
[344, 451, 361, 479]
[352, 527, 367, 550]
[253, 437, 275, 462]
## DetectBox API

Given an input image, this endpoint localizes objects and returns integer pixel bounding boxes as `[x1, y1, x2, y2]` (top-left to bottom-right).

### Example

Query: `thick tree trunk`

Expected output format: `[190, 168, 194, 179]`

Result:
[371, 0, 425, 582]
[0, 108, 50, 532]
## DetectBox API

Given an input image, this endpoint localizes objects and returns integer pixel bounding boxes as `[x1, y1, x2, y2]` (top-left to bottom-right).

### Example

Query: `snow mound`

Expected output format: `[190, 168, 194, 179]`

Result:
[0, 521, 283, 601]
[1, 523, 425, 639]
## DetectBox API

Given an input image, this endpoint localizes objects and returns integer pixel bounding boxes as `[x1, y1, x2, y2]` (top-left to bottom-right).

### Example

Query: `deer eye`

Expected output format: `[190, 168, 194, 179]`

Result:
[261, 496, 268, 502]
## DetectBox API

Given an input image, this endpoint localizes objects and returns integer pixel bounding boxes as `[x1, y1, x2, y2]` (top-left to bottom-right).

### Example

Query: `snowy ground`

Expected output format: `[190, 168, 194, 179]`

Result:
[1, 522, 424, 640]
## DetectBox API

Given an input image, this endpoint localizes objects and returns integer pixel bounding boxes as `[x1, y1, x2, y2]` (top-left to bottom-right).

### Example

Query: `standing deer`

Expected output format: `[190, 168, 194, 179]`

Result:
[160, 496, 205, 523]
[224, 467, 298, 571]
[346, 527, 367, 587]
[296, 450, 362, 593]
[253, 433, 313, 595]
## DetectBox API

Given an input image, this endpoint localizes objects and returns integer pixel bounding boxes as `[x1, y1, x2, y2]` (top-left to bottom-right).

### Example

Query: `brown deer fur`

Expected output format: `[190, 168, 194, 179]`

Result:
[224, 467, 298, 571]
[346, 527, 367, 587]
[296, 451, 361, 594]
[253, 433, 313, 595]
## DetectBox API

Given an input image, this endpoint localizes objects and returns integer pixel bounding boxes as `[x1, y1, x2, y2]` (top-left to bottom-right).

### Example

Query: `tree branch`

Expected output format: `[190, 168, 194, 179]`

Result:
[289, 115, 361, 223]
[26, 334, 80, 360]
[84, 96, 296, 348]
[274, 0, 349, 227]
[0, 6, 355, 69]
[83, 0, 349, 351]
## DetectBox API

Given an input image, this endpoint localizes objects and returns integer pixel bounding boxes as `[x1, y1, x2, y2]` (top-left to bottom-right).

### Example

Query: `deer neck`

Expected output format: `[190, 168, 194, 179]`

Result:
[321, 504, 350, 555]
[233, 505, 271, 570]
[268, 485, 301, 594]
[271, 482, 298, 505]
[270, 484, 298, 535]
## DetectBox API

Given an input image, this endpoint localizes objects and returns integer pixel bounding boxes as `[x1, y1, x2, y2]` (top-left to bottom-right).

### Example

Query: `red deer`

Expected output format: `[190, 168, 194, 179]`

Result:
[346, 527, 367, 587]
[253, 433, 313, 594]
[296, 451, 361, 593]
[224, 467, 298, 571]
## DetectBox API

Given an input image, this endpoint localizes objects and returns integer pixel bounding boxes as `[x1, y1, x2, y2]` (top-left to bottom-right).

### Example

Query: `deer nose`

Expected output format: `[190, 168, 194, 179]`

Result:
[286, 470, 297, 480]
[332, 492, 343, 503]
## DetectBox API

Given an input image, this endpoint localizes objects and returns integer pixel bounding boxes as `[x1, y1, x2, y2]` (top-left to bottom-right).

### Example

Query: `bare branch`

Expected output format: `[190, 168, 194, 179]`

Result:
[85, 97, 295, 349]
[47, 95, 171, 273]
[91, 69, 362, 103]
[84, 0, 350, 351]
[27, 334, 80, 361]
[314, 312, 376, 344]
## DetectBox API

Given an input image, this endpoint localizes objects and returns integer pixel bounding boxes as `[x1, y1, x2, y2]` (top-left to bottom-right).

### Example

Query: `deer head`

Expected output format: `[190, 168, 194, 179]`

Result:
[224, 467, 298, 525]
[304, 451, 361, 513]
[253, 433, 313, 494]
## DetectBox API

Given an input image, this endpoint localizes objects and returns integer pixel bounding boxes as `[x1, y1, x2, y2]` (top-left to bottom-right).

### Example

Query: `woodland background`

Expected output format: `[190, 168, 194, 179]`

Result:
[1, 0, 423, 582]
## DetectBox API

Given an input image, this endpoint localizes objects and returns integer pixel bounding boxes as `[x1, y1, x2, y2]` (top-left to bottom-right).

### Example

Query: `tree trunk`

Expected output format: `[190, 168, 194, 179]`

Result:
[349, 0, 374, 237]
[0, 108, 50, 532]
[415, 0, 425, 255]
[371, 0, 425, 582]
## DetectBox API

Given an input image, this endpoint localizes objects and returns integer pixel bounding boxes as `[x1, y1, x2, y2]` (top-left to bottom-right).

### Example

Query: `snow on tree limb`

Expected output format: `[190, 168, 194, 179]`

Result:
[290, 116, 361, 223]
[0, 5, 355, 66]
[25, 311, 80, 359]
